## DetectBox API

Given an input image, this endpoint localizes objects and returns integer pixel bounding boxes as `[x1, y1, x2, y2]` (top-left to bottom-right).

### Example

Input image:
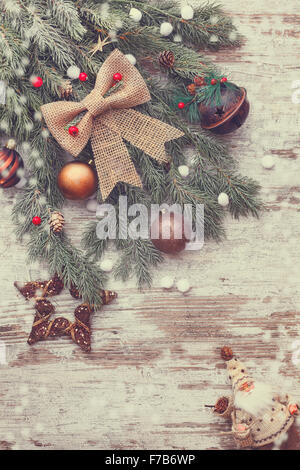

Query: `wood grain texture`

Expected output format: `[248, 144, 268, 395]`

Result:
[0, 0, 300, 450]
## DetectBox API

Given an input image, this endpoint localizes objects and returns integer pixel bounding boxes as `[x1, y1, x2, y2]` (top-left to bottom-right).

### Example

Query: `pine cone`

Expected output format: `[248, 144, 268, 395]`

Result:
[69, 283, 82, 300]
[214, 396, 229, 414]
[194, 75, 206, 87]
[158, 50, 175, 68]
[18, 282, 38, 299]
[221, 346, 233, 361]
[59, 80, 73, 99]
[50, 211, 65, 234]
[187, 83, 197, 95]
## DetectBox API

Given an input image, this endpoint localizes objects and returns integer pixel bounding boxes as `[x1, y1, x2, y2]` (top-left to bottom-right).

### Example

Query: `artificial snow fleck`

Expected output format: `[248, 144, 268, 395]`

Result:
[160, 22, 173, 37]
[178, 165, 189, 178]
[15, 67, 24, 77]
[218, 192, 229, 207]
[177, 278, 191, 293]
[229, 31, 238, 41]
[100, 2, 110, 19]
[115, 19, 123, 29]
[22, 142, 31, 152]
[41, 129, 50, 139]
[109, 29, 117, 41]
[100, 259, 114, 272]
[31, 149, 40, 158]
[86, 199, 98, 212]
[14, 105, 22, 116]
[129, 7, 142, 22]
[19, 95, 27, 104]
[67, 65, 80, 79]
[0, 120, 9, 131]
[125, 54, 137, 65]
[160, 275, 174, 289]
[25, 122, 34, 132]
[262, 155, 275, 169]
[15, 177, 27, 189]
[181, 5, 194, 20]
[6, 87, 15, 98]
[35, 158, 44, 169]
[28, 177, 37, 186]
[210, 15, 219, 25]
[0, 81, 6, 104]
[34, 111, 42, 121]
[21, 57, 30, 67]
[209, 34, 219, 43]
[173, 34, 182, 43]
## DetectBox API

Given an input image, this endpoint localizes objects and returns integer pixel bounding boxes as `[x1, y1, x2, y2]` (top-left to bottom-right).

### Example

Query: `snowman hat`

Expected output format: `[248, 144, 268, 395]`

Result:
[221, 347, 254, 394]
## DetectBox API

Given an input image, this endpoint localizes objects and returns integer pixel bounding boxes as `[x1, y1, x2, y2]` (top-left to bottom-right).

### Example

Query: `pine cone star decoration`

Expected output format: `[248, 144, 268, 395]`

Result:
[50, 211, 65, 234]
[158, 50, 175, 68]
[221, 346, 233, 361]
[194, 75, 206, 87]
[187, 83, 197, 95]
[58, 80, 73, 99]
[15, 277, 117, 353]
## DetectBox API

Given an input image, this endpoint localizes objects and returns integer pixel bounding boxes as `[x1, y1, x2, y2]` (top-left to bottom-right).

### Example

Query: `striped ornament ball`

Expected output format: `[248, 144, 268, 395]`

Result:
[0, 140, 24, 188]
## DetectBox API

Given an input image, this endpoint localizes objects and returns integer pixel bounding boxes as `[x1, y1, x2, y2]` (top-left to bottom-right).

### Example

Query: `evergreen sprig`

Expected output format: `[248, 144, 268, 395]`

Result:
[0, 0, 262, 302]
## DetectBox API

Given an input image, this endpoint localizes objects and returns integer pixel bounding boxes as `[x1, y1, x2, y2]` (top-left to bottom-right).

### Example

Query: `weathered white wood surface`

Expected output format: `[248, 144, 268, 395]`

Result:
[0, 0, 300, 450]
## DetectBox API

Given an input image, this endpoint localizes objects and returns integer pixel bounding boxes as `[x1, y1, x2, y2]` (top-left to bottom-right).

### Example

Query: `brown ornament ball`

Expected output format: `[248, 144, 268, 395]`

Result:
[221, 346, 234, 361]
[151, 212, 187, 254]
[57, 161, 98, 200]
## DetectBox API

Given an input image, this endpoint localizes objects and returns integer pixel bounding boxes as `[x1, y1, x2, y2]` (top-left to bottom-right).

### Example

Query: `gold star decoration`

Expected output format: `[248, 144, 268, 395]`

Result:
[14, 276, 117, 353]
[89, 34, 113, 56]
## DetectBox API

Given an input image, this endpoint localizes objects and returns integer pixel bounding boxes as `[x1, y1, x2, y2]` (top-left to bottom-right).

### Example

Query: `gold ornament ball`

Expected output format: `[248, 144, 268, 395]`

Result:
[57, 161, 98, 200]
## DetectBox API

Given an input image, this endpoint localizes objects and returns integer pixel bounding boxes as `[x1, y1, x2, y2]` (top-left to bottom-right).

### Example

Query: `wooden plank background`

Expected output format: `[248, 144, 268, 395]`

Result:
[0, 0, 300, 450]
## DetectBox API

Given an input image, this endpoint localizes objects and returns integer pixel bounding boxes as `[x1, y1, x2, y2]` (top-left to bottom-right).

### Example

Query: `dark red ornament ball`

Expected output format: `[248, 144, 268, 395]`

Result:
[211, 79, 218, 85]
[32, 216, 42, 226]
[113, 73, 123, 82]
[79, 72, 88, 82]
[68, 126, 79, 136]
[31, 76, 43, 88]
[178, 102, 185, 109]
[220, 77, 228, 83]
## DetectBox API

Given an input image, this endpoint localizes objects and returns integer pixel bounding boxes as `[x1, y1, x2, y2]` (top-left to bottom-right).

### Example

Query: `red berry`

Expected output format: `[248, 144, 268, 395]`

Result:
[220, 77, 228, 83]
[211, 79, 218, 85]
[177, 102, 185, 109]
[32, 216, 42, 226]
[68, 126, 79, 136]
[79, 72, 88, 82]
[113, 73, 123, 81]
[31, 76, 43, 88]
[289, 404, 298, 415]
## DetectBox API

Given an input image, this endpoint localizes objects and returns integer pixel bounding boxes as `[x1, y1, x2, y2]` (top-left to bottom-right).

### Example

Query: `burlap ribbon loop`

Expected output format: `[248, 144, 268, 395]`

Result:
[41, 49, 184, 199]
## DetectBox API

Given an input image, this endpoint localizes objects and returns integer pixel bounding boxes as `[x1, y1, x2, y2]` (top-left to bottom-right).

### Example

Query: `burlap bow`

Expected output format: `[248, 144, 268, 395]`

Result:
[41, 49, 184, 200]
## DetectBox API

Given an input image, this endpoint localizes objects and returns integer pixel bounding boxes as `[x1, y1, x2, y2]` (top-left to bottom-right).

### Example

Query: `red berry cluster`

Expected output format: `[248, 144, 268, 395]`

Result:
[211, 77, 227, 85]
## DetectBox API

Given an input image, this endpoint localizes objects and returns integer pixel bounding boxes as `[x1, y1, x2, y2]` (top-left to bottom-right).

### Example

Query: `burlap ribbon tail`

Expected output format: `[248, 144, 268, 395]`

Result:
[41, 49, 184, 200]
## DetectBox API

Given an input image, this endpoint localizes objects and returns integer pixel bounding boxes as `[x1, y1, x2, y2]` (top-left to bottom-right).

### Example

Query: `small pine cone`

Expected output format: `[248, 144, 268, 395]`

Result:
[35, 299, 55, 316]
[69, 283, 82, 300]
[187, 83, 197, 95]
[158, 50, 175, 68]
[194, 75, 206, 87]
[59, 80, 73, 99]
[214, 396, 229, 414]
[50, 211, 65, 234]
[221, 346, 233, 361]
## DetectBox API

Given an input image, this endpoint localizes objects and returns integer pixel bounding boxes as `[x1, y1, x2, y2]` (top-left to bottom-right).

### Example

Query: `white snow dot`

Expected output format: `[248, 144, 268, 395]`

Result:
[262, 155, 275, 169]
[176, 278, 191, 293]
[160, 276, 174, 289]
[125, 54, 137, 65]
[34, 111, 42, 121]
[209, 34, 219, 43]
[218, 192, 229, 207]
[160, 22, 173, 37]
[178, 165, 189, 178]
[100, 259, 114, 272]
[181, 5, 194, 20]
[173, 34, 182, 43]
[86, 199, 98, 212]
[129, 7, 142, 22]
[67, 65, 80, 80]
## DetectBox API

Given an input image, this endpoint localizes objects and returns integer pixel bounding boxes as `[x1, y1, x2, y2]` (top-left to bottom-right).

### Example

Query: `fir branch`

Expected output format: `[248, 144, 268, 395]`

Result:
[47, 0, 86, 41]
[114, 239, 164, 287]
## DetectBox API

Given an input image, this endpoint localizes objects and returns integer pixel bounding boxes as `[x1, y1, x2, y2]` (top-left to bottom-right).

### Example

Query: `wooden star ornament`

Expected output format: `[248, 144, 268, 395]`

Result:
[14, 276, 117, 353]
[89, 34, 113, 56]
